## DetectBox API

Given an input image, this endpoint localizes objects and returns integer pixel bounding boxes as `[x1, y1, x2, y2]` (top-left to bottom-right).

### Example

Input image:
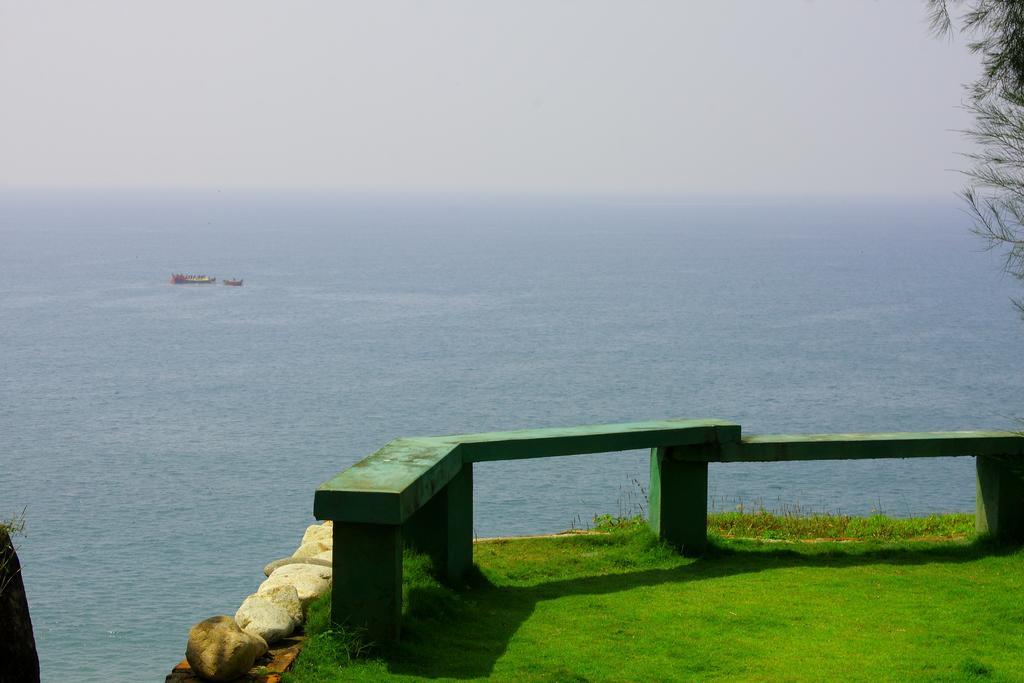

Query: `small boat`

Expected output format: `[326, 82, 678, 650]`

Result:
[223, 278, 243, 287]
[170, 273, 216, 284]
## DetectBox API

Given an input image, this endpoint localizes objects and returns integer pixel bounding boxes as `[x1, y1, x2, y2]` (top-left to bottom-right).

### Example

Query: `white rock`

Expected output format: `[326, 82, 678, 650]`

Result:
[186, 615, 267, 682]
[301, 523, 333, 547]
[258, 563, 332, 609]
[263, 556, 331, 577]
[235, 594, 296, 644]
[256, 584, 303, 626]
[312, 549, 332, 563]
[292, 539, 330, 559]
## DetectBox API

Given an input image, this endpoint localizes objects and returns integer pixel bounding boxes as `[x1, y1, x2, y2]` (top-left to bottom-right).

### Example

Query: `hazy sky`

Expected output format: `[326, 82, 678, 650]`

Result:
[0, 1, 983, 197]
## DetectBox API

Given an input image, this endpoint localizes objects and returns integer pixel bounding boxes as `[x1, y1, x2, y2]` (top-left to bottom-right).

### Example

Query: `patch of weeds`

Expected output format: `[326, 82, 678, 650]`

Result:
[960, 657, 994, 678]
[588, 510, 980, 556]
[0, 508, 26, 536]
[284, 627, 372, 682]
[540, 669, 590, 683]
[0, 508, 27, 599]
[591, 514, 646, 533]
[302, 592, 331, 638]
[287, 588, 379, 682]
[707, 510, 973, 542]
[401, 549, 466, 621]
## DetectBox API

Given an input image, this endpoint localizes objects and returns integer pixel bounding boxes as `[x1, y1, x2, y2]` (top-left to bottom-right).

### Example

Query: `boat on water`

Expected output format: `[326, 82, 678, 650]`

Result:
[223, 278, 243, 287]
[170, 273, 216, 284]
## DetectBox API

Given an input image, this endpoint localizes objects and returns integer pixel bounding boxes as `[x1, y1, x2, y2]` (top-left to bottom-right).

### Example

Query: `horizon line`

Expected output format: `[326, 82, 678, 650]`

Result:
[0, 185, 966, 206]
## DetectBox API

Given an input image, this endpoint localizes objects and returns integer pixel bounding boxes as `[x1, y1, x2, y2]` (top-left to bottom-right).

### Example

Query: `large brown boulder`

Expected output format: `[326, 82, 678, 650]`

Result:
[0, 527, 39, 683]
[185, 616, 267, 681]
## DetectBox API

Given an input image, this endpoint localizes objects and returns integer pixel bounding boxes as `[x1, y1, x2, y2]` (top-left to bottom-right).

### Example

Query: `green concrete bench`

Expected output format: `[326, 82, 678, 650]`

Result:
[313, 420, 1024, 641]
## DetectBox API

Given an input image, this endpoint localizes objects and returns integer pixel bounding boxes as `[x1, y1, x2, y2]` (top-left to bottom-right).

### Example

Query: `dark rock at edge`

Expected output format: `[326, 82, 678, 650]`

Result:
[0, 528, 40, 683]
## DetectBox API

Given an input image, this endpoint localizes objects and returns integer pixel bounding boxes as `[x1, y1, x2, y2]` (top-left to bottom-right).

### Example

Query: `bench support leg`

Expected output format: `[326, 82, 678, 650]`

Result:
[332, 522, 402, 641]
[445, 462, 474, 583]
[403, 463, 474, 584]
[976, 455, 1024, 542]
[649, 447, 707, 556]
[403, 487, 446, 571]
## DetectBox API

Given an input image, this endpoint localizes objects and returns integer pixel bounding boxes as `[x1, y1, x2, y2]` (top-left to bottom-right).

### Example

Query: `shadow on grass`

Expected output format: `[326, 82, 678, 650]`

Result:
[380, 536, 1020, 680]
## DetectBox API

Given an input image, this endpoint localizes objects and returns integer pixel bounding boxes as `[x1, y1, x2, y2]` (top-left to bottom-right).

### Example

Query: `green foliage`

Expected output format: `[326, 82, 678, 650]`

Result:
[929, 1, 1024, 96]
[288, 519, 1024, 682]
[302, 592, 332, 639]
[595, 509, 973, 541]
[284, 627, 373, 683]
[285, 589, 377, 683]
[401, 551, 461, 621]
[930, 0, 1024, 314]
[590, 513, 647, 532]
[708, 510, 973, 541]
[0, 508, 26, 537]
[960, 657, 995, 678]
[0, 508, 27, 599]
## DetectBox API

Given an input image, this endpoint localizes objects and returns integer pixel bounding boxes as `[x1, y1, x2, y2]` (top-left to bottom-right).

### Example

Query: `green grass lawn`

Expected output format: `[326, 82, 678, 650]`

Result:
[286, 514, 1024, 682]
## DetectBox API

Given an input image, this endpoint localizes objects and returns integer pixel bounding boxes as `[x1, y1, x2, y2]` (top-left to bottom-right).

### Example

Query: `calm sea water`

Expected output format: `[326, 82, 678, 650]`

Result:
[1, 191, 1021, 682]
